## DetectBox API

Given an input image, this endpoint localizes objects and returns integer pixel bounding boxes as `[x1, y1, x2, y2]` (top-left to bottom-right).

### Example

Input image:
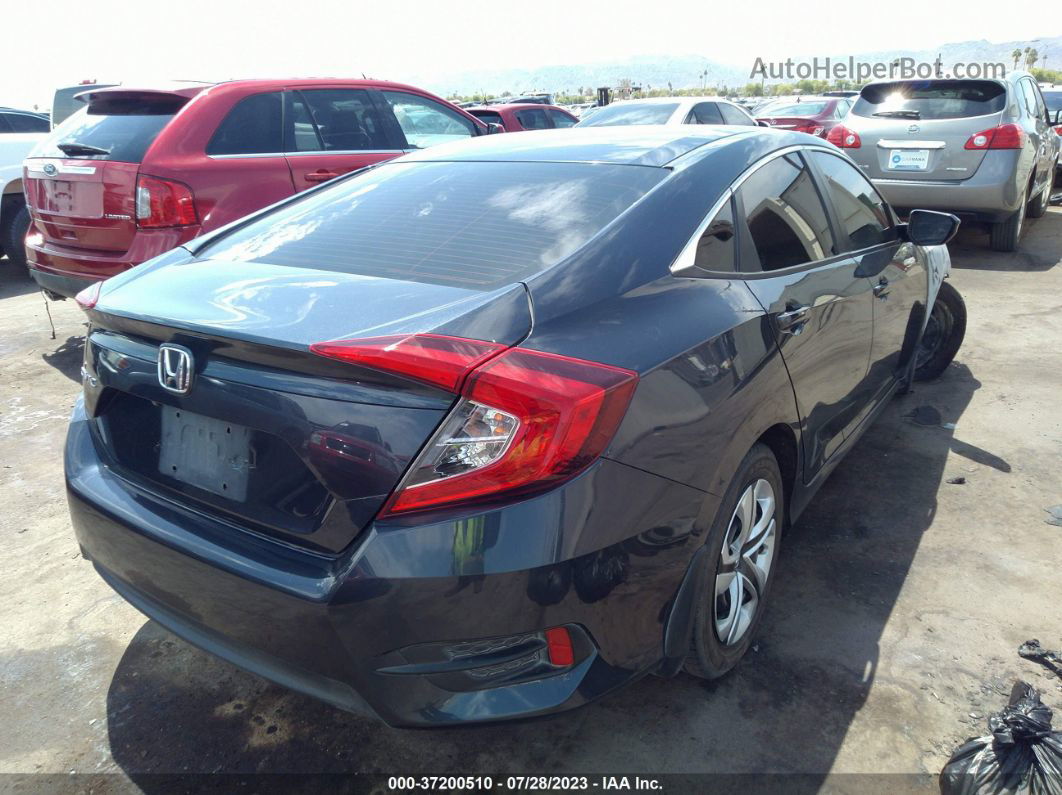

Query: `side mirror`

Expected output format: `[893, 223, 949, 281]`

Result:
[486, 122, 504, 135]
[905, 209, 960, 247]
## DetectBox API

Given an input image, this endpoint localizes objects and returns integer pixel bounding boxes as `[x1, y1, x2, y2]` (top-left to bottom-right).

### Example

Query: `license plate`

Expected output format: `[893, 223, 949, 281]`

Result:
[158, 406, 254, 501]
[888, 149, 930, 171]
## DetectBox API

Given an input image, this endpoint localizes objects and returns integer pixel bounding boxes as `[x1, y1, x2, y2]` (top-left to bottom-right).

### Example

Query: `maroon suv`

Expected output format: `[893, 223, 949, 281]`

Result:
[466, 103, 577, 132]
[23, 79, 488, 298]
[755, 96, 852, 138]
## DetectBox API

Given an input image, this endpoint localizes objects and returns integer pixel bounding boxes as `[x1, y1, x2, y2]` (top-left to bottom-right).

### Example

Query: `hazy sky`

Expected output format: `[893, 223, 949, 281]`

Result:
[4, 0, 1056, 109]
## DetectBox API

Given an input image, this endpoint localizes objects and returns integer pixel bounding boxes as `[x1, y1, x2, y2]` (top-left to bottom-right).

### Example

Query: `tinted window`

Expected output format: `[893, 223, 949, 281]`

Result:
[202, 161, 665, 290]
[738, 155, 834, 271]
[1020, 80, 1047, 120]
[7, 113, 50, 132]
[207, 92, 284, 155]
[0, 115, 11, 133]
[295, 89, 388, 151]
[810, 152, 894, 249]
[515, 108, 550, 130]
[853, 80, 1006, 120]
[469, 110, 505, 127]
[688, 103, 724, 125]
[577, 102, 678, 126]
[382, 91, 476, 149]
[758, 100, 828, 117]
[549, 110, 577, 128]
[693, 199, 737, 272]
[1043, 91, 1062, 113]
[719, 103, 755, 126]
[31, 95, 185, 162]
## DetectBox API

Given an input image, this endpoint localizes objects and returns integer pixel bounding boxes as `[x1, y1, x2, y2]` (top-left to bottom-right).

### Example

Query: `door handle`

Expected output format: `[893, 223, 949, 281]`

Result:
[873, 278, 890, 298]
[775, 305, 810, 334]
[305, 170, 339, 183]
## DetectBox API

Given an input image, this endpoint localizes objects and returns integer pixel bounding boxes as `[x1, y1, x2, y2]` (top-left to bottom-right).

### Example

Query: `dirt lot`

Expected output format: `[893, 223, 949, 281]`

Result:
[1, 209, 1061, 791]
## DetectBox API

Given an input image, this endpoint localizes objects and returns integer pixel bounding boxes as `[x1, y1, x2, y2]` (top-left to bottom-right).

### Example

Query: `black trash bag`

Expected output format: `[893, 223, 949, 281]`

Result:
[940, 681, 1062, 794]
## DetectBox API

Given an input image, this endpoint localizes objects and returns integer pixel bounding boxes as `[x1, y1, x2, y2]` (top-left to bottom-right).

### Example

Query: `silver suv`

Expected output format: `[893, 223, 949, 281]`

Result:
[829, 72, 1060, 251]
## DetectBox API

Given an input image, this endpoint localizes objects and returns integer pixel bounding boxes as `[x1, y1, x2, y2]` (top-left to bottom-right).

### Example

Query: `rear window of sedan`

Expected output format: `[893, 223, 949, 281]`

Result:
[853, 80, 1007, 120]
[577, 102, 679, 126]
[200, 161, 666, 290]
[757, 100, 828, 117]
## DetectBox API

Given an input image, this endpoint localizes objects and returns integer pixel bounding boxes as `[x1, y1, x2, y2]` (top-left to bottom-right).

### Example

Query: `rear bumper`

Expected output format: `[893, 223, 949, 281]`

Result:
[65, 399, 707, 726]
[870, 150, 1025, 222]
[25, 226, 199, 298]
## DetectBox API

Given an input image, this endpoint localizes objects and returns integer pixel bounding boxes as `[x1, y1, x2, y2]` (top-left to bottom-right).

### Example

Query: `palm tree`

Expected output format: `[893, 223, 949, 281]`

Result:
[1026, 48, 1039, 70]
[1012, 48, 1022, 69]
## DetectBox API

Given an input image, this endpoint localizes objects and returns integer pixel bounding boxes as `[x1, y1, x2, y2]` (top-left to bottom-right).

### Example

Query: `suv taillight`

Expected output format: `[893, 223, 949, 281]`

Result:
[310, 334, 639, 516]
[136, 175, 198, 228]
[826, 124, 861, 148]
[964, 123, 1024, 150]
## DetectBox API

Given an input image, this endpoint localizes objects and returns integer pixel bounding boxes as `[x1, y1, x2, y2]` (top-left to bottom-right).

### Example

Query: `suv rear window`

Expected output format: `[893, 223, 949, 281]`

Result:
[853, 80, 1006, 120]
[578, 102, 679, 126]
[30, 94, 186, 162]
[201, 161, 665, 290]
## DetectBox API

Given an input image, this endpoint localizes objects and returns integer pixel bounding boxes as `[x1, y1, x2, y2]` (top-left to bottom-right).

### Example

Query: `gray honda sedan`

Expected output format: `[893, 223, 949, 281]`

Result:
[828, 72, 1060, 252]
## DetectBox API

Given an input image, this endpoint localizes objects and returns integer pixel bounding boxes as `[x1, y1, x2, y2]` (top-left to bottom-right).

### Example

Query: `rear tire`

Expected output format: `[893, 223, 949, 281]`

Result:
[685, 443, 783, 680]
[913, 281, 966, 381]
[1027, 173, 1050, 219]
[0, 199, 30, 268]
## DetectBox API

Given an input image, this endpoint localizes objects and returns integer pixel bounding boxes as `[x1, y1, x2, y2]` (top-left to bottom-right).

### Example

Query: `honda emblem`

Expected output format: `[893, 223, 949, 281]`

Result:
[157, 344, 194, 394]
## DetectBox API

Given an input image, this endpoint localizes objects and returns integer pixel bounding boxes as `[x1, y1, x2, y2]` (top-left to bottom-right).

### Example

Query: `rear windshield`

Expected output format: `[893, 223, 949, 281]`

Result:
[29, 95, 185, 162]
[200, 161, 665, 290]
[757, 100, 828, 117]
[853, 80, 1006, 120]
[469, 110, 505, 126]
[577, 102, 679, 126]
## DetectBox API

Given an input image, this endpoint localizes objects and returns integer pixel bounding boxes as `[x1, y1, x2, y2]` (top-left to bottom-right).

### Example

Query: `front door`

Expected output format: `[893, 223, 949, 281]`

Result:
[735, 151, 876, 480]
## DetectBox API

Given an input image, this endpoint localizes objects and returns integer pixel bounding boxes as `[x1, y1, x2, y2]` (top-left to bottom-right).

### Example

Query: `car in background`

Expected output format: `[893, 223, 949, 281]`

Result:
[754, 96, 852, 138]
[66, 126, 963, 727]
[0, 128, 47, 267]
[823, 90, 859, 98]
[51, 84, 119, 127]
[1042, 88, 1062, 175]
[466, 103, 577, 131]
[23, 79, 488, 299]
[0, 108, 50, 133]
[830, 73, 1060, 251]
[575, 97, 759, 128]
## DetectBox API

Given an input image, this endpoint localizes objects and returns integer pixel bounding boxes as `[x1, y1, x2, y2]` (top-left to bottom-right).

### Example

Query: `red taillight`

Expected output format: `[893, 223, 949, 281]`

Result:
[313, 334, 638, 516]
[964, 123, 1023, 150]
[74, 281, 103, 310]
[309, 334, 505, 393]
[545, 627, 574, 666]
[135, 175, 198, 228]
[826, 124, 861, 148]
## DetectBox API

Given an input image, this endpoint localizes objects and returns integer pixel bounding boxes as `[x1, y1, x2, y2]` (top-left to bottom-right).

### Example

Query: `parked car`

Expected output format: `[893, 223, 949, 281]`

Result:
[755, 96, 852, 138]
[576, 96, 760, 127]
[828, 73, 1060, 251]
[466, 103, 578, 131]
[66, 126, 964, 727]
[0, 108, 50, 133]
[0, 130, 47, 267]
[1042, 88, 1062, 175]
[23, 79, 489, 299]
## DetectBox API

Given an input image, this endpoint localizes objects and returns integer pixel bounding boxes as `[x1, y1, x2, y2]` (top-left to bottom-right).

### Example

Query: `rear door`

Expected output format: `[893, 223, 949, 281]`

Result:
[807, 150, 926, 398]
[24, 91, 189, 258]
[737, 150, 876, 479]
[285, 88, 402, 190]
[1019, 79, 1058, 192]
[850, 80, 1008, 181]
[547, 108, 577, 128]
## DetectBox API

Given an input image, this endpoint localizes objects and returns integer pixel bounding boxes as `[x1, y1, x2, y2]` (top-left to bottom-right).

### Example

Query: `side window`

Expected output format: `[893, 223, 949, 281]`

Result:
[295, 89, 389, 151]
[719, 103, 755, 126]
[8, 113, 49, 132]
[549, 109, 577, 128]
[515, 108, 550, 129]
[207, 92, 284, 155]
[0, 114, 12, 133]
[1028, 82, 1048, 121]
[833, 100, 850, 119]
[1019, 80, 1039, 118]
[694, 198, 737, 272]
[688, 102, 724, 125]
[737, 154, 835, 272]
[810, 151, 895, 249]
[381, 91, 476, 149]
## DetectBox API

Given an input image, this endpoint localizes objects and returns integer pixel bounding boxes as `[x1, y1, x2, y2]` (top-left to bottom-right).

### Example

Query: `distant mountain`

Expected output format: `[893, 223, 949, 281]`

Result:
[411, 35, 1062, 97]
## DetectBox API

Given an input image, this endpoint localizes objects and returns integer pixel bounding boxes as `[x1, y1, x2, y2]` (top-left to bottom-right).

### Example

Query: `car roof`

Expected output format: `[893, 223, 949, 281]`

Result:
[398, 126, 771, 168]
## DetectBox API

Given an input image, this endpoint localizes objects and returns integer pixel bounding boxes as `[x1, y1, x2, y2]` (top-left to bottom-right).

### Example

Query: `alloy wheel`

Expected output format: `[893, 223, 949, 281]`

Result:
[714, 478, 777, 646]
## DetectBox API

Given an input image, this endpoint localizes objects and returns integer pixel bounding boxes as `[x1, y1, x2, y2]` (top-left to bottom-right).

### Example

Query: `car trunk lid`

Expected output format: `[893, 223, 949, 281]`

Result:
[81, 259, 532, 553]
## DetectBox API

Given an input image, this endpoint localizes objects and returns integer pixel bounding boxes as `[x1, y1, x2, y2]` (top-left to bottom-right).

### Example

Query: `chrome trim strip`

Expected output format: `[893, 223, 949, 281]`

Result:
[876, 140, 947, 150]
